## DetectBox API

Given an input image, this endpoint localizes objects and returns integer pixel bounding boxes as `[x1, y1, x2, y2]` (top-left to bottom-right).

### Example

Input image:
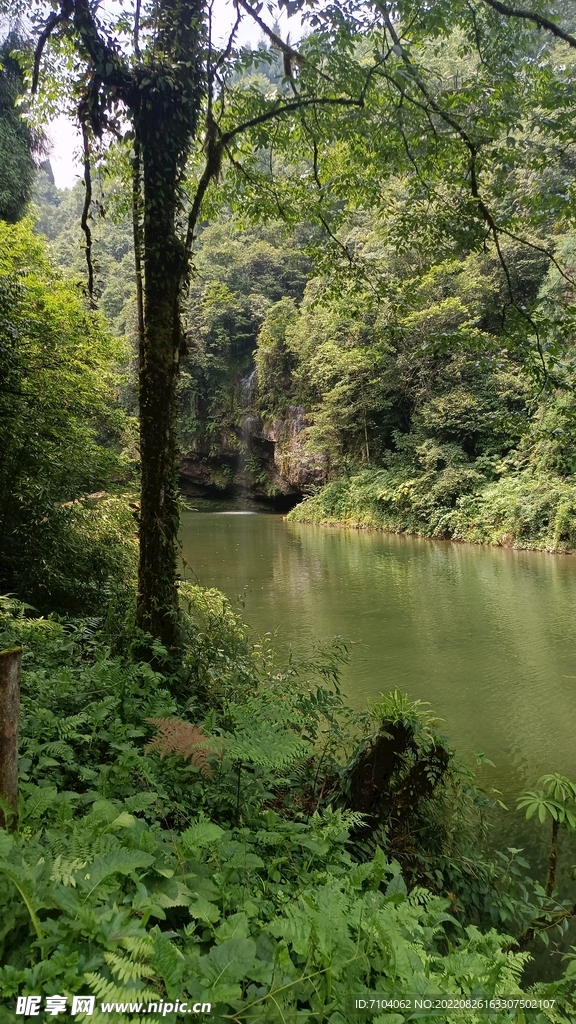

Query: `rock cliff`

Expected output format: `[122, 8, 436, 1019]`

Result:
[179, 405, 327, 508]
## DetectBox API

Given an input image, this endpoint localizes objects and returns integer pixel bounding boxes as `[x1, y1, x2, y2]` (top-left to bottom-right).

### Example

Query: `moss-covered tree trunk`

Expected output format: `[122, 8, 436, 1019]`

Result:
[32, 0, 204, 653]
[129, 1, 202, 652]
[135, 135, 183, 650]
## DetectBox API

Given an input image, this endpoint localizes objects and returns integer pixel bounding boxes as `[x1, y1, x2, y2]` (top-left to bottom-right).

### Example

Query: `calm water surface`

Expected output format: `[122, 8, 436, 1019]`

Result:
[180, 510, 576, 800]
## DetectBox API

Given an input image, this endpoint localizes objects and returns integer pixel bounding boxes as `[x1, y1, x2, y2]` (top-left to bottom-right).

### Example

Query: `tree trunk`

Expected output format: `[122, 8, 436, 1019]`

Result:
[0, 646, 21, 830]
[545, 816, 560, 897]
[135, 134, 183, 653]
[125, 1, 202, 655]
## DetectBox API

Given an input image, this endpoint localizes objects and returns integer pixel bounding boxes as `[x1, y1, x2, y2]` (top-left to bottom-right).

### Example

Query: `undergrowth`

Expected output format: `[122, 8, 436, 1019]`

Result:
[0, 591, 575, 1022]
[288, 468, 576, 553]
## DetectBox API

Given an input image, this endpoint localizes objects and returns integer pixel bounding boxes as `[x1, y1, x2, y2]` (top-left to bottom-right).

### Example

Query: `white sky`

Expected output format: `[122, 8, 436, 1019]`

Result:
[46, 0, 299, 188]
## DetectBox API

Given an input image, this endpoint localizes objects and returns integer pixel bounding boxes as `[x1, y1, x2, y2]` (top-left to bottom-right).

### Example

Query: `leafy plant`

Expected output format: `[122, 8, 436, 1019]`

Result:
[517, 775, 576, 900]
[145, 718, 219, 779]
[0, 219, 137, 614]
[1, 594, 576, 1019]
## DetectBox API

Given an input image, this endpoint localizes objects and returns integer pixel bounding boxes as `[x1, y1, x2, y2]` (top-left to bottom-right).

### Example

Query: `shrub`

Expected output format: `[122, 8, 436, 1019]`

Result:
[289, 468, 576, 553]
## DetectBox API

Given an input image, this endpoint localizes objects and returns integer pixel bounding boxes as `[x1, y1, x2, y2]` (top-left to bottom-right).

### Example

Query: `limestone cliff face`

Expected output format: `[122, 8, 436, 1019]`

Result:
[179, 405, 327, 505]
[259, 407, 327, 491]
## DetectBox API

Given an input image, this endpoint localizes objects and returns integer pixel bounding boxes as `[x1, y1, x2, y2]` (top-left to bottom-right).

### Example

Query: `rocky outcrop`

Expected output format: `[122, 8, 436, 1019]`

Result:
[179, 405, 327, 507]
[259, 407, 327, 491]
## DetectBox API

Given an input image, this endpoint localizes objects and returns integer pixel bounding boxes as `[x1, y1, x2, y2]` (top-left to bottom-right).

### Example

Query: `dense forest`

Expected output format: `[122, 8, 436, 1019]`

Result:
[32, 44, 576, 553]
[1, 0, 576, 1019]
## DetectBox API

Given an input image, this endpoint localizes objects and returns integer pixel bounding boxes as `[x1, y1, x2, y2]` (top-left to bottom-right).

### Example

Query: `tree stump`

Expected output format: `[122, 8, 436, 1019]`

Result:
[0, 647, 21, 830]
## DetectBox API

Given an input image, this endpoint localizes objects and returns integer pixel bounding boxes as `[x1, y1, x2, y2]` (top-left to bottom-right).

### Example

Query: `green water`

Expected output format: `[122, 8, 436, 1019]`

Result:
[180, 510, 576, 801]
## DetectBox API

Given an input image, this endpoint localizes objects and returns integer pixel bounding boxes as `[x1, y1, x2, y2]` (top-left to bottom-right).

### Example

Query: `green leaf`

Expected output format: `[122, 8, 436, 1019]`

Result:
[0, 860, 43, 940]
[189, 894, 221, 924]
[385, 871, 407, 898]
[181, 820, 225, 850]
[0, 830, 14, 858]
[109, 811, 136, 830]
[198, 937, 257, 985]
[152, 930, 184, 992]
[215, 912, 250, 942]
[80, 851, 155, 894]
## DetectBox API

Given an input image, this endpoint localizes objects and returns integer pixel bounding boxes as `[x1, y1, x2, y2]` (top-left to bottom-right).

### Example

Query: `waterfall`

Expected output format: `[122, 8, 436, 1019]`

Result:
[236, 370, 257, 492]
[237, 369, 256, 411]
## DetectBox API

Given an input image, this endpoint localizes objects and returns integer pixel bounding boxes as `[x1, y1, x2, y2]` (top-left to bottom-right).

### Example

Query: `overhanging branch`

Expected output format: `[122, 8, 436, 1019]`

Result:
[223, 95, 364, 145]
[184, 92, 365, 256]
[479, 0, 576, 48]
[79, 115, 96, 309]
[72, 0, 133, 98]
[235, 0, 332, 81]
[32, 2, 73, 94]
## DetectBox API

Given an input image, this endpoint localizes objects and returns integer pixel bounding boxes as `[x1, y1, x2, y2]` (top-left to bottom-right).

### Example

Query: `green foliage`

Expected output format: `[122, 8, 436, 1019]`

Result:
[0, 219, 137, 613]
[254, 297, 299, 417]
[288, 466, 576, 553]
[5, 791, 565, 1024]
[178, 221, 309, 459]
[518, 776, 576, 833]
[34, 170, 138, 339]
[0, 35, 36, 224]
[1, 596, 575, 1020]
[8, 3, 576, 1013]
[286, 243, 576, 548]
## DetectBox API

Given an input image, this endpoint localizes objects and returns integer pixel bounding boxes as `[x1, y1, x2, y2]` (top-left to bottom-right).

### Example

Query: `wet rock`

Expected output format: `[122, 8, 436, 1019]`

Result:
[179, 405, 327, 506]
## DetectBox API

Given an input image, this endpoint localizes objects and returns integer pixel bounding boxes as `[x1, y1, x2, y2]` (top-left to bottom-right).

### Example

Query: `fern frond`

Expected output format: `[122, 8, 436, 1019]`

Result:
[83, 971, 160, 1018]
[57, 712, 90, 739]
[104, 950, 156, 982]
[145, 717, 218, 778]
[121, 934, 155, 958]
[39, 740, 74, 759]
[228, 730, 308, 771]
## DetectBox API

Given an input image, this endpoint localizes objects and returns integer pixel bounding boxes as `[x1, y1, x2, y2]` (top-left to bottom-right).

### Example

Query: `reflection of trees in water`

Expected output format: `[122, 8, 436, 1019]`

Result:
[290, 525, 576, 746]
[182, 514, 576, 794]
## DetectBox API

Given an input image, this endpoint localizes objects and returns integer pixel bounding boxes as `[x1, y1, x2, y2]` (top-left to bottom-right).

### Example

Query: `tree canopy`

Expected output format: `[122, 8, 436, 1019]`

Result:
[0, 34, 37, 222]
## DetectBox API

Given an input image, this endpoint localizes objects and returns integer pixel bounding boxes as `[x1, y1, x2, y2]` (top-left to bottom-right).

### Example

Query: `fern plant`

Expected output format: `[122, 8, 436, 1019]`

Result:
[145, 718, 219, 778]
[1, 796, 574, 1023]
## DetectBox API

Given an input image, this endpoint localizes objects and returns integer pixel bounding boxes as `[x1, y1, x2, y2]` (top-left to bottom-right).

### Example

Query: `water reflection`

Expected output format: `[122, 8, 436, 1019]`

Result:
[180, 512, 576, 798]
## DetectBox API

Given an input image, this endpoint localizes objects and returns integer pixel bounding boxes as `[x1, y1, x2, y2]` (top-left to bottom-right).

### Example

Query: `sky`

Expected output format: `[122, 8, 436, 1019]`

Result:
[45, 0, 299, 189]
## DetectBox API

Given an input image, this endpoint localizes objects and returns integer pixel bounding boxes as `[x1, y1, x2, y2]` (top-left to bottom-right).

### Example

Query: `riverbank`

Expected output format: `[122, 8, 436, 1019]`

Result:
[287, 467, 576, 553]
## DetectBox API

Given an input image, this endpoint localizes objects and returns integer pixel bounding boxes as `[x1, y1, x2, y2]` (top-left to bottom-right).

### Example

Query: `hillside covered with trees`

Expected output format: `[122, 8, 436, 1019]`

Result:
[1, 0, 576, 1019]
[32, 16, 576, 552]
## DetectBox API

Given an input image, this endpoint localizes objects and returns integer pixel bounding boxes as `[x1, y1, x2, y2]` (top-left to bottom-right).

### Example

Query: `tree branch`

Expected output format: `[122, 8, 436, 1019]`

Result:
[507, 900, 576, 951]
[381, 9, 477, 151]
[79, 116, 96, 309]
[184, 92, 365, 274]
[32, 3, 73, 94]
[213, 10, 241, 75]
[374, 4, 572, 377]
[134, 0, 142, 57]
[236, 0, 301, 63]
[184, 121, 223, 263]
[479, 0, 576, 48]
[222, 95, 364, 145]
[72, 0, 132, 97]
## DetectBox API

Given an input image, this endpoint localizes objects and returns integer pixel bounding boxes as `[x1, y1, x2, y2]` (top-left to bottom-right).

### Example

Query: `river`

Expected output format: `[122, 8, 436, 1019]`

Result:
[180, 509, 576, 803]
